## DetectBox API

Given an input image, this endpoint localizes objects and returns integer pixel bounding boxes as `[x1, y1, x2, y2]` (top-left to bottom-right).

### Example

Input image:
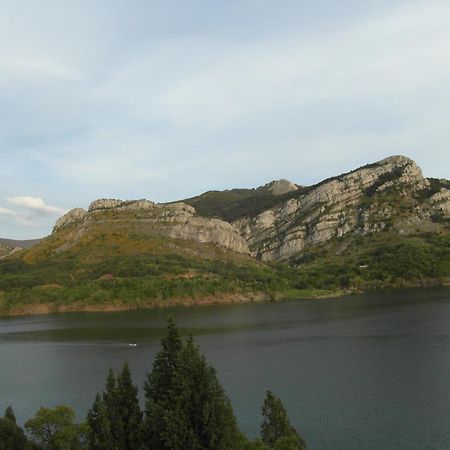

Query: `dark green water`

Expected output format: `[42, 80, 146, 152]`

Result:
[1, 287, 450, 449]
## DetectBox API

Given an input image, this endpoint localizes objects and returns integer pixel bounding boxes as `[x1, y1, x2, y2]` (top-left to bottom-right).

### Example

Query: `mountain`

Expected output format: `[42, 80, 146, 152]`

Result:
[234, 155, 448, 261]
[181, 179, 301, 222]
[1, 155, 449, 316]
[0, 238, 41, 249]
[0, 238, 41, 259]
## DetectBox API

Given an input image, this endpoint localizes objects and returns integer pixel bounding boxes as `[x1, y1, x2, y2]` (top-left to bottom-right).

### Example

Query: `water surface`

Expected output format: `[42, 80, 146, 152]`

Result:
[1, 287, 449, 449]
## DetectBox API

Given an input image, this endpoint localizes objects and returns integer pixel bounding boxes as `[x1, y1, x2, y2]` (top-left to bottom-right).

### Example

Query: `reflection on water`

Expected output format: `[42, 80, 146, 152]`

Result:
[1, 287, 450, 450]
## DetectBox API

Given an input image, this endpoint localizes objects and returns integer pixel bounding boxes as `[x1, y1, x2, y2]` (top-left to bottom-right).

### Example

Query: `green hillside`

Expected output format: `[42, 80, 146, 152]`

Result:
[182, 187, 301, 222]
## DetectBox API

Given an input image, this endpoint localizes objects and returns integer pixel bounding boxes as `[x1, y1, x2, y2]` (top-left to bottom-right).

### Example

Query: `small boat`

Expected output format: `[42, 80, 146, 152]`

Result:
[128, 343, 137, 347]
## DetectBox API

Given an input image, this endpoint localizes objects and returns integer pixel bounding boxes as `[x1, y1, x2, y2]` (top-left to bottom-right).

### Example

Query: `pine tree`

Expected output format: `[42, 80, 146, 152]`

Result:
[116, 362, 144, 450]
[93, 363, 143, 450]
[261, 391, 307, 449]
[173, 335, 240, 449]
[0, 406, 31, 450]
[87, 393, 113, 450]
[102, 369, 125, 449]
[143, 318, 240, 449]
[143, 316, 183, 449]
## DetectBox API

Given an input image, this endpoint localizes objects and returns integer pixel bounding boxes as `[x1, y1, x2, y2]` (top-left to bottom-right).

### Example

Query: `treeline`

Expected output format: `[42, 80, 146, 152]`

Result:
[293, 233, 450, 290]
[0, 318, 307, 450]
[0, 253, 293, 312]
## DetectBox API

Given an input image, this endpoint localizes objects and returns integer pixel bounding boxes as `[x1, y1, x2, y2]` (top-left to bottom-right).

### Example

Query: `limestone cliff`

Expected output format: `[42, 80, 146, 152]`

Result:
[49, 155, 448, 263]
[53, 199, 249, 255]
[234, 156, 443, 261]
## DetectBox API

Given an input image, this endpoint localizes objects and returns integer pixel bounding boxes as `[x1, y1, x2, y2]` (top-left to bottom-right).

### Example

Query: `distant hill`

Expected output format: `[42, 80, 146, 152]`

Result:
[0, 238, 41, 249]
[182, 179, 301, 222]
[1, 155, 450, 316]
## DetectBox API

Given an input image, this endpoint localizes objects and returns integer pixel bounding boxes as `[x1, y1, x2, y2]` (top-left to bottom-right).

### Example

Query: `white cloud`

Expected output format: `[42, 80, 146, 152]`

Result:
[7, 197, 65, 216]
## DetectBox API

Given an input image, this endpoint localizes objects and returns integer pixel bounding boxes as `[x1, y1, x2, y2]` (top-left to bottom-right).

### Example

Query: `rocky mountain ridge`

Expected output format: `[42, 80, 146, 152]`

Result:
[52, 200, 249, 255]
[234, 155, 447, 261]
[39, 155, 450, 263]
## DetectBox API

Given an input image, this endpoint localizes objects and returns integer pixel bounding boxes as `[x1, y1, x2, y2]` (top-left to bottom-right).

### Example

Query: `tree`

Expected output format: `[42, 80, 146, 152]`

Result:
[24, 405, 87, 450]
[92, 363, 143, 450]
[86, 393, 113, 450]
[143, 318, 241, 449]
[143, 316, 183, 449]
[102, 368, 124, 447]
[116, 362, 144, 450]
[0, 406, 32, 450]
[170, 335, 240, 449]
[261, 391, 307, 449]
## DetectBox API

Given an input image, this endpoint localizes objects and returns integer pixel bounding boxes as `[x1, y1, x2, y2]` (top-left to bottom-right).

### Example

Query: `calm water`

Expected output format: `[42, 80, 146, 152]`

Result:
[0, 288, 450, 449]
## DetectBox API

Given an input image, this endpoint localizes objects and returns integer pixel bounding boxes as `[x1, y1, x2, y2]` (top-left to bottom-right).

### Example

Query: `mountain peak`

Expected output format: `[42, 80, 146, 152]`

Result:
[260, 179, 299, 196]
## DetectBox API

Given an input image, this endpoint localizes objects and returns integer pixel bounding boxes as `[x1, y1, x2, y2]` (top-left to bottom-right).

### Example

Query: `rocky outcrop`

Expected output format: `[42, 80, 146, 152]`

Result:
[168, 217, 249, 254]
[261, 179, 299, 196]
[88, 199, 124, 212]
[50, 155, 447, 263]
[235, 156, 433, 261]
[54, 208, 88, 231]
[53, 200, 249, 255]
[430, 188, 450, 215]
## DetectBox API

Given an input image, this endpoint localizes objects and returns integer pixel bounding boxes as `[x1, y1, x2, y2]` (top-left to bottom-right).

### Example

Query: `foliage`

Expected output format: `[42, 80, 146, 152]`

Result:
[86, 394, 113, 450]
[182, 187, 302, 222]
[88, 363, 143, 450]
[261, 391, 307, 449]
[0, 406, 32, 450]
[143, 317, 240, 449]
[24, 405, 87, 450]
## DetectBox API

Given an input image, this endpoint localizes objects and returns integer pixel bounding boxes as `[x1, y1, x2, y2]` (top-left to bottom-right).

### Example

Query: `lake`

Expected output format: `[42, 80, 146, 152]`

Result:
[0, 287, 449, 449]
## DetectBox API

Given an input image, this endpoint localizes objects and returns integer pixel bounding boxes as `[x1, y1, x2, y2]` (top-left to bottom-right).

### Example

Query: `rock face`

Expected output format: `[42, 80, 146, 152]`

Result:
[234, 156, 435, 261]
[54, 208, 88, 231]
[261, 179, 299, 196]
[53, 199, 249, 255]
[50, 155, 448, 263]
[430, 188, 450, 215]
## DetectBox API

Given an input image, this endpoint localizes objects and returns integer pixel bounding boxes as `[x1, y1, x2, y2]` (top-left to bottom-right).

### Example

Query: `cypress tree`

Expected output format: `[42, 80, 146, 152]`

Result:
[143, 316, 183, 449]
[102, 369, 125, 449]
[116, 362, 144, 450]
[87, 393, 113, 450]
[93, 363, 143, 450]
[143, 318, 240, 450]
[261, 391, 307, 449]
[0, 406, 31, 450]
[173, 335, 240, 450]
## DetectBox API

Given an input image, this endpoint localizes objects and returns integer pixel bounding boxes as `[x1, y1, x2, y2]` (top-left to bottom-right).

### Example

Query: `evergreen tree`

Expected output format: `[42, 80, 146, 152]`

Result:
[102, 368, 123, 446]
[261, 391, 307, 450]
[87, 393, 113, 450]
[0, 406, 32, 450]
[143, 318, 240, 449]
[143, 316, 183, 449]
[94, 363, 143, 450]
[172, 336, 240, 449]
[116, 362, 144, 450]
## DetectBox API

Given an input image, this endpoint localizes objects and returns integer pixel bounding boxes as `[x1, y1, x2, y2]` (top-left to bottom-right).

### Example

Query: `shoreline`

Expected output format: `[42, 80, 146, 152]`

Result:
[1, 279, 449, 318]
[0, 289, 345, 318]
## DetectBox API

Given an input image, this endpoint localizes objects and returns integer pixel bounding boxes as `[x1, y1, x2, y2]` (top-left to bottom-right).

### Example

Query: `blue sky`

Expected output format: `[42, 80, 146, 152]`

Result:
[1, 0, 450, 239]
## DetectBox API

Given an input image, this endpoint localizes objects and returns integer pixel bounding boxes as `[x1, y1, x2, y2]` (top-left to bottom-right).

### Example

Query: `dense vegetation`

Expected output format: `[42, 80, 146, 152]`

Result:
[182, 188, 302, 222]
[0, 319, 308, 450]
[1, 230, 450, 315]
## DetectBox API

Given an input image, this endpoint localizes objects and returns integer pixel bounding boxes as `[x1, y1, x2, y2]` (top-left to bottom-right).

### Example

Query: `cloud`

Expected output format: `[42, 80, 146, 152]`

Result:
[1, 0, 450, 239]
[7, 197, 65, 216]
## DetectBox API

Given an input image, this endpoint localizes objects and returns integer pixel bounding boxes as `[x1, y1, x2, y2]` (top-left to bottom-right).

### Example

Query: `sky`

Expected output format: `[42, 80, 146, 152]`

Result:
[1, 0, 450, 239]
